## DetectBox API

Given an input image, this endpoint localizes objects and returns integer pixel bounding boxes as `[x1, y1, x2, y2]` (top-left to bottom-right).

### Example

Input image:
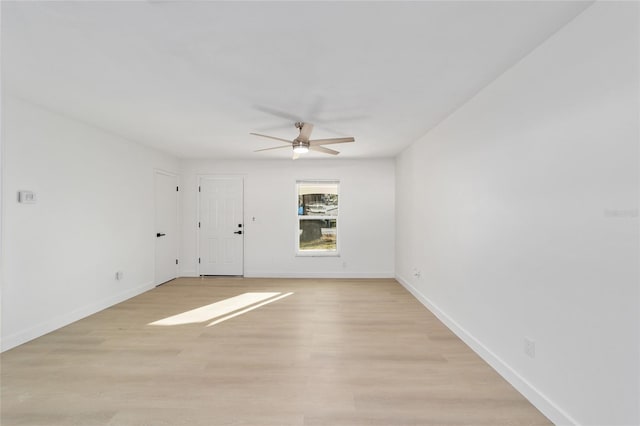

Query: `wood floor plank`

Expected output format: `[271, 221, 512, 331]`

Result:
[1, 278, 551, 425]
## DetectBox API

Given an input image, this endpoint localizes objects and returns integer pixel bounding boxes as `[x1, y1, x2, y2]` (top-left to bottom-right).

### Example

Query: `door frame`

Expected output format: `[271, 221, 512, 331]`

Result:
[154, 169, 179, 286]
[196, 174, 245, 276]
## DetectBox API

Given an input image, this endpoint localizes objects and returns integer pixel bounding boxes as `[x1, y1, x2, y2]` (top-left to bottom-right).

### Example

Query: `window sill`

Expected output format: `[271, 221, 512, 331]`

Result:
[296, 251, 341, 257]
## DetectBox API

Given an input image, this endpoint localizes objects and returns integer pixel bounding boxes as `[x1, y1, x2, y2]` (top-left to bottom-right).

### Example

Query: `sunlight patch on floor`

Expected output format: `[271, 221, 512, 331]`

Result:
[149, 292, 292, 326]
[207, 292, 294, 326]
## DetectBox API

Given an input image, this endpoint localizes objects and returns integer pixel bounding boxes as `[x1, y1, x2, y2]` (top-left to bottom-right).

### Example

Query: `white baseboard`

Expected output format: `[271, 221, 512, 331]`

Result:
[1, 280, 155, 352]
[244, 271, 395, 279]
[395, 274, 577, 426]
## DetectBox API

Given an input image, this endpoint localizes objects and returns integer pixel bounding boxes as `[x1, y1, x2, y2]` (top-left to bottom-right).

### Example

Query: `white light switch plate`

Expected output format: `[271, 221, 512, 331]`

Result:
[18, 191, 36, 204]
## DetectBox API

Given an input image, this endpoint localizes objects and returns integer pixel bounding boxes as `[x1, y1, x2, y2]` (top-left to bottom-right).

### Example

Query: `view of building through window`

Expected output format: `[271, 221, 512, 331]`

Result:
[297, 181, 339, 253]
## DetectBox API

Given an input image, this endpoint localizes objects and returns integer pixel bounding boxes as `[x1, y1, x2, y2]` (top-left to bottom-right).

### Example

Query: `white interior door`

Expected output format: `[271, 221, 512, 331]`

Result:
[199, 177, 244, 276]
[154, 171, 178, 285]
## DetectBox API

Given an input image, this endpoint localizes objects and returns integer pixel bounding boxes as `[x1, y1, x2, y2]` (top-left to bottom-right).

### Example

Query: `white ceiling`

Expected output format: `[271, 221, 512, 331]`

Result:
[2, 1, 591, 160]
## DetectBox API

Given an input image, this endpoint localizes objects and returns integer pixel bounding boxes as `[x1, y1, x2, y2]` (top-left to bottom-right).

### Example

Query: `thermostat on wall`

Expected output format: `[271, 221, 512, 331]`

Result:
[18, 191, 36, 204]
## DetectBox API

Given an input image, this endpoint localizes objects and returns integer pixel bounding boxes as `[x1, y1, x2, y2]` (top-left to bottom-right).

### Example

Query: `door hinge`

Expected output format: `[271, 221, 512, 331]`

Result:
[176, 186, 179, 192]
[198, 222, 201, 228]
[176, 259, 178, 265]
[198, 186, 201, 192]
[198, 257, 201, 264]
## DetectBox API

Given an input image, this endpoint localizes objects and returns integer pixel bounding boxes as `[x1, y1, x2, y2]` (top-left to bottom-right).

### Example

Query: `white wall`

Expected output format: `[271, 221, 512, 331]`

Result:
[1, 96, 179, 351]
[396, 3, 638, 425]
[180, 159, 395, 278]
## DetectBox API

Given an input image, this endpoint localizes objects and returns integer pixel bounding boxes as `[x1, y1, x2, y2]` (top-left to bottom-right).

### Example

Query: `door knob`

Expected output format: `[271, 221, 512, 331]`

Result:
[156, 233, 166, 237]
[234, 230, 243, 235]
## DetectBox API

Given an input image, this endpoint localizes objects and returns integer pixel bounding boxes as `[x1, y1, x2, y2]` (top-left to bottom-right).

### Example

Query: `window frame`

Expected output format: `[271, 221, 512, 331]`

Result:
[295, 180, 340, 257]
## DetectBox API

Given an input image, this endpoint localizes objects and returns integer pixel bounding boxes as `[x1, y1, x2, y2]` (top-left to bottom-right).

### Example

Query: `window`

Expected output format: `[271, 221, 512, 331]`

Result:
[296, 180, 339, 255]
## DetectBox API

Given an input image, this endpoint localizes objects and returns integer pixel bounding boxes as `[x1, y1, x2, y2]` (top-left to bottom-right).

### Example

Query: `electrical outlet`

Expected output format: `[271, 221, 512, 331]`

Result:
[115, 271, 124, 281]
[524, 338, 536, 358]
[413, 269, 421, 278]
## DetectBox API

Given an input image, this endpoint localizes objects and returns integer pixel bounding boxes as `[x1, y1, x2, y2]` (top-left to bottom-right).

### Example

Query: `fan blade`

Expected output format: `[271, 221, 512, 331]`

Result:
[309, 137, 355, 146]
[315, 114, 369, 123]
[253, 105, 302, 122]
[298, 123, 314, 142]
[254, 145, 291, 152]
[250, 132, 292, 144]
[309, 145, 339, 155]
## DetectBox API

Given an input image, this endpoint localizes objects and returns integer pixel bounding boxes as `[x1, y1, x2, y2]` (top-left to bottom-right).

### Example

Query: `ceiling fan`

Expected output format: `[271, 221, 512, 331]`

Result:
[251, 122, 355, 159]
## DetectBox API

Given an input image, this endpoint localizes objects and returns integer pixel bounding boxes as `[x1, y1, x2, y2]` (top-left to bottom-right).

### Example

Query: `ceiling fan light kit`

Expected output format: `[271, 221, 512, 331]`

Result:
[292, 142, 309, 154]
[251, 121, 355, 159]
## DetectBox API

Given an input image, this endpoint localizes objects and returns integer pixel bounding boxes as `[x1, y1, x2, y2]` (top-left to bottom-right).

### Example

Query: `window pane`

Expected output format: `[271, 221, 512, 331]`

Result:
[299, 218, 337, 251]
[298, 189, 338, 216]
[297, 181, 339, 254]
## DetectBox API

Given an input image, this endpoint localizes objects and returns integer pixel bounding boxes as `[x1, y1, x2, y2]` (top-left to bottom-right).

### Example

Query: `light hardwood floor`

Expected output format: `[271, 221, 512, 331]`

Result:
[1, 278, 551, 426]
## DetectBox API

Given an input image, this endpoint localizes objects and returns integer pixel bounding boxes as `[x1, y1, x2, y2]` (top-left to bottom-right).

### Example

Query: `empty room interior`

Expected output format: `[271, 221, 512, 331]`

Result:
[1, 1, 638, 426]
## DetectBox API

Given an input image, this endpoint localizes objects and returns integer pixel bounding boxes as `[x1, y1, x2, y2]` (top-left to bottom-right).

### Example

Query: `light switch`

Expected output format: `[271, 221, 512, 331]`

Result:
[18, 191, 36, 204]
